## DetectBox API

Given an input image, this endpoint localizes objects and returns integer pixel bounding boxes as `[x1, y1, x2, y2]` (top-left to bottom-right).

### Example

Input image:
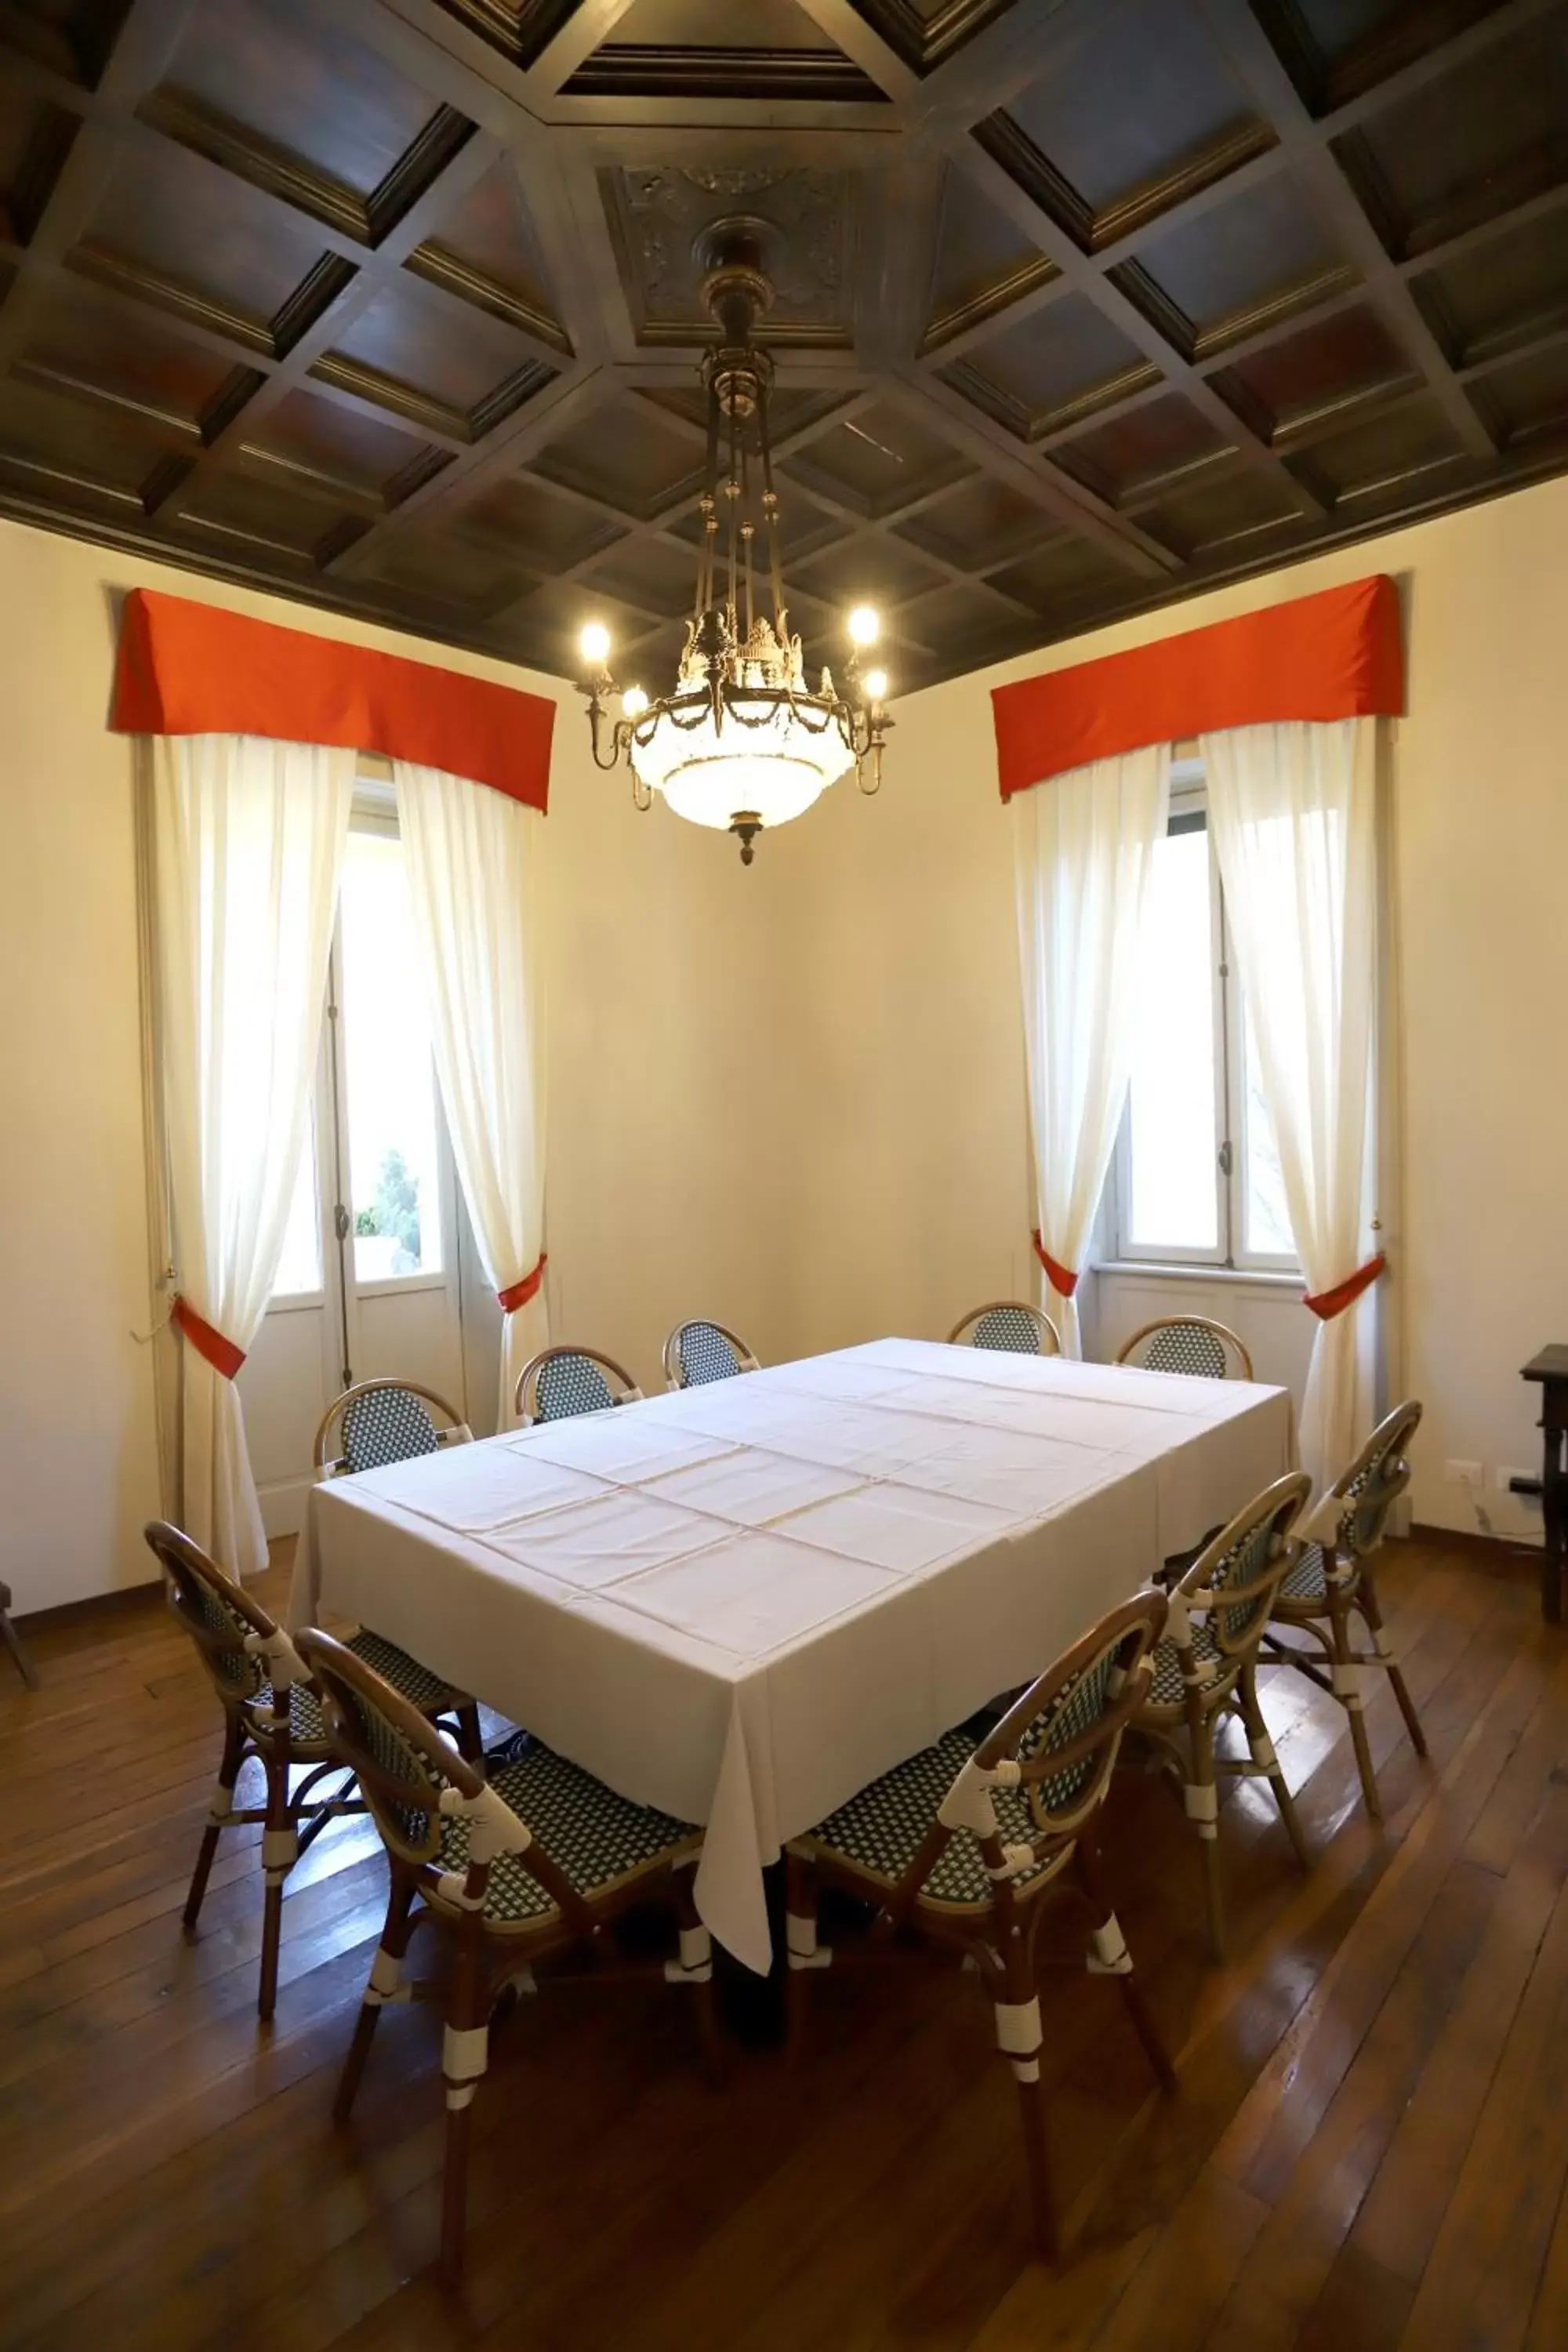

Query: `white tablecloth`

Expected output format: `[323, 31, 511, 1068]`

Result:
[290, 1340, 1292, 1972]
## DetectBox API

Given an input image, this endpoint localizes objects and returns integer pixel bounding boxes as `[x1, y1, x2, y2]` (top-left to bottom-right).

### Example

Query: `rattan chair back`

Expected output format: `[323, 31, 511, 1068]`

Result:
[947, 1301, 1062, 1356]
[515, 1345, 642, 1425]
[146, 1518, 274, 1708]
[314, 1377, 468, 1478]
[662, 1318, 760, 1389]
[1327, 1399, 1423, 1560]
[978, 1587, 1168, 1843]
[298, 1628, 474, 1867]
[1116, 1316, 1254, 1380]
[1176, 1472, 1311, 1658]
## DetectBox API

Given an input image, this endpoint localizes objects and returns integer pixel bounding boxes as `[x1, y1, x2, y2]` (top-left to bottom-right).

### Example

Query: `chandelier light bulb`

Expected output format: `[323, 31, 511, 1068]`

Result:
[621, 685, 649, 720]
[579, 620, 612, 669]
[862, 668, 888, 705]
[847, 605, 880, 648]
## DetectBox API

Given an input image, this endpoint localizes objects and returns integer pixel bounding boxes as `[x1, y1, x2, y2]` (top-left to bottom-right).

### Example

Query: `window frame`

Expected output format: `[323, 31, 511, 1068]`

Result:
[1106, 764, 1301, 1277]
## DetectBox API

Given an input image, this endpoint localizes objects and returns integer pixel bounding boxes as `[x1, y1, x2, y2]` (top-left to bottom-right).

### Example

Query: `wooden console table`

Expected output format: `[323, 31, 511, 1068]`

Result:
[1521, 1348, 1568, 1623]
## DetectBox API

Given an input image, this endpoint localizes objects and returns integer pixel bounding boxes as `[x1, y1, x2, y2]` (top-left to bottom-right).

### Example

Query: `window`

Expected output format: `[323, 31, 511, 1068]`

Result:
[338, 823, 445, 1286]
[1109, 774, 1298, 1272]
[266, 795, 449, 1305]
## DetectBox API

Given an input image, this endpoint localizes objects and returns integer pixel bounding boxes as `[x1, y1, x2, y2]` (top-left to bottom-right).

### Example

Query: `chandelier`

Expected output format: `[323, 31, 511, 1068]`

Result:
[575, 222, 891, 864]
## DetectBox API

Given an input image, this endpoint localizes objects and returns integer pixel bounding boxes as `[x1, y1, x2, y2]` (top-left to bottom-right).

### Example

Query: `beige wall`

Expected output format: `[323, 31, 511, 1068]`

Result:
[0, 520, 789, 1611]
[6, 471, 1566, 1608]
[768, 474, 1568, 1541]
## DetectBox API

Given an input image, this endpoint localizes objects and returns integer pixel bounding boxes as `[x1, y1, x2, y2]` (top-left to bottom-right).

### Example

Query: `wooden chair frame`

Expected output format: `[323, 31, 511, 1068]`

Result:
[514, 1344, 643, 1425]
[1259, 1400, 1427, 1821]
[313, 1376, 470, 1475]
[1115, 1316, 1254, 1381]
[946, 1300, 1063, 1355]
[144, 1520, 361, 2020]
[297, 1628, 720, 2287]
[783, 1589, 1174, 2263]
[662, 1318, 760, 1391]
[1128, 1473, 1312, 1960]
[0, 1580, 38, 1690]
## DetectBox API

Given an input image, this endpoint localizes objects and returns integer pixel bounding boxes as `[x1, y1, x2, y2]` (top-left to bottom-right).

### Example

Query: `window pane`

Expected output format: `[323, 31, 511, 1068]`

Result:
[1125, 824, 1218, 1253]
[271, 1112, 321, 1296]
[339, 829, 444, 1282]
[1241, 1014, 1294, 1259]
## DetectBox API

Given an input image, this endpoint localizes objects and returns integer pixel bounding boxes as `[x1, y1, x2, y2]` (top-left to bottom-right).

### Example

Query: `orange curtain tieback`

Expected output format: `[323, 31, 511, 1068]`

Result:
[1031, 1231, 1079, 1299]
[497, 1253, 548, 1315]
[172, 1295, 247, 1381]
[1304, 1254, 1386, 1321]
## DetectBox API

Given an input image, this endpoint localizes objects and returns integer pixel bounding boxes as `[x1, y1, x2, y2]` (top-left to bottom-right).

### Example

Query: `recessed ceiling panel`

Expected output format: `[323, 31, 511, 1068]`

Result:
[1118, 169, 1356, 360]
[782, 401, 971, 516]
[564, 0, 885, 100]
[979, 0, 1273, 250]
[922, 165, 1057, 350]
[948, 292, 1159, 439]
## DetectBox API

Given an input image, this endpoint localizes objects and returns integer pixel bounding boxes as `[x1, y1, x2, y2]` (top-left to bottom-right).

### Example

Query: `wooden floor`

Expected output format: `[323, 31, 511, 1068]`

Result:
[2, 1537, 1566, 2350]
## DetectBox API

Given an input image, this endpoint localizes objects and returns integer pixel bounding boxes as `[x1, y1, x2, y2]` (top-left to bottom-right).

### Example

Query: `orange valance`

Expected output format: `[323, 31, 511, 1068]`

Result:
[111, 588, 555, 812]
[991, 575, 1403, 801]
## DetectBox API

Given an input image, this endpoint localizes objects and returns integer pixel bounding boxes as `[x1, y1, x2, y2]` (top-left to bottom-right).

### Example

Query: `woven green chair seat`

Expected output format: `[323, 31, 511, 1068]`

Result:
[1276, 1543, 1332, 1605]
[1145, 1620, 1231, 1707]
[252, 1678, 329, 1751]
[346, 1628, 467, 1715]
[434, 1742, 698, 1926]
[806, 1725, 1076, 1909]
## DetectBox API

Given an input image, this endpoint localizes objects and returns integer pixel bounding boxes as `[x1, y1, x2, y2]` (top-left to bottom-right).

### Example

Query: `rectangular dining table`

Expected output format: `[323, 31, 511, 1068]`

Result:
[289, 1338, 1294, 1973]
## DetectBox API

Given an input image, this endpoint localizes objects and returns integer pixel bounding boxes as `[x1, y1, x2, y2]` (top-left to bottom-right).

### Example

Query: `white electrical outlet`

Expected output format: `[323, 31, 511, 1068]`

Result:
[1443, 1458, 1483, 1488]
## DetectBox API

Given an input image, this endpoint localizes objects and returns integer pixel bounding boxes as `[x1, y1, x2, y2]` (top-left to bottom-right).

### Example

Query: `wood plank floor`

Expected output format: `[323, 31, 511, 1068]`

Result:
[2, 1537, 1566, 2350]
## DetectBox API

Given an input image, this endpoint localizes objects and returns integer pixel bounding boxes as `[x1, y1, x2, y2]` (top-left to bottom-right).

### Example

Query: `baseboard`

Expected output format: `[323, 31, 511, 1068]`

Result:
[1407, 1521, 1542, 1572]
[16, 1573, 162, 1635]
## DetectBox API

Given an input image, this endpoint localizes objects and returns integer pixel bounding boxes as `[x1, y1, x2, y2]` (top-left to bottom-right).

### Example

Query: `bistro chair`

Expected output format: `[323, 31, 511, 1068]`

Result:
[947, 1300, 1062, 1356]
[783, 1588, 1174, 2263]
[1127, 1473, 1312, 1961]
[145, 1520, 362, 2020]
[1260, 1400, 1426, 1821]
[0, 1579, 38, 1689]
[297, 1628, 717, 2286]
[314, 1380, 484, 1762]
[1116, 1316, 1254, 1380]
[515, 1344, 642, 1425]
[662, 1318, 760, 1390]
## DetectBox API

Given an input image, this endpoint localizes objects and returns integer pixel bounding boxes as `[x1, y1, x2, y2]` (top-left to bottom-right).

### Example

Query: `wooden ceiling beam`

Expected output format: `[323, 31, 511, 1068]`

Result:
[949, 141, 1332, 522]
[1194, 0, 1496, 463]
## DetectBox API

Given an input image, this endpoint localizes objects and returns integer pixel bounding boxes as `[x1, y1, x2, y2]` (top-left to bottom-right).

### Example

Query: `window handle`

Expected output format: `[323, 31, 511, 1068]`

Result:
[334, 1203, 351, 1243]
[1218, 1141, 1233, 1177]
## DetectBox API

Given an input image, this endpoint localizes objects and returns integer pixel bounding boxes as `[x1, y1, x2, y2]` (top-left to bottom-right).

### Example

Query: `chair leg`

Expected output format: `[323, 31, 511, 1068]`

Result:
[1238, 1659, 1311, 1871]
[669, 1865, 724, 2085]
[256, 1744, 298, 2024]
[335, 1874, 417, 2125]
[1359, 1572, 1428, 1758]
[452, 1702, 484, 1766]
[1182, 1693, 1225, 1962]
[783, 1847, 827, 2063]
[1076, 1828, 1175, 2093]
[0, 1585, 38, 1690]
[1330, 1588, 1381, 1819]
[184, 1716, 244, 1934]
[991, 1936, 1056, 2263]
[439, 1935, 488, 2288]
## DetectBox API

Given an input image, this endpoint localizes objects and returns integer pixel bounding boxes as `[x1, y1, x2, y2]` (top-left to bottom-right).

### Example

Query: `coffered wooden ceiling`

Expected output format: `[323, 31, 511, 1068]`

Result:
[2, 0, 1566, 695]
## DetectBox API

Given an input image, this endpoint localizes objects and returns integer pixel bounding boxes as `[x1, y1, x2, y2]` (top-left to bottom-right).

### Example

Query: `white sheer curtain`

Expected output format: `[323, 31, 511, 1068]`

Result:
[394, 761, 547, 1428]
[1011, 746, 1172, 1355]
[154, 734, 353, 1574]
[1201, 717, 1380, 1490]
